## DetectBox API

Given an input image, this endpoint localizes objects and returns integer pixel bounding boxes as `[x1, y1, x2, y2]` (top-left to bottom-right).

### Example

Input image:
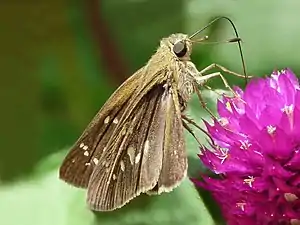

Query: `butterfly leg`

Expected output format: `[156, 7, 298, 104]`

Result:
[203, 84, 226, 96]
[196, 71, 237, 96]
[181, 114, 215, 146]
[192, 82, 216, 118]
[196, 63, 251, 97]
[186, 62, 242, 97]
[199, 63, 250, 78]
[182, 119, 202, 146]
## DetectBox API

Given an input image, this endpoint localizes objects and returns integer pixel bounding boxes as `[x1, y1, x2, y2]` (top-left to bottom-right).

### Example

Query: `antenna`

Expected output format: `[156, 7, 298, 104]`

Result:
[190, 16, 248, 84]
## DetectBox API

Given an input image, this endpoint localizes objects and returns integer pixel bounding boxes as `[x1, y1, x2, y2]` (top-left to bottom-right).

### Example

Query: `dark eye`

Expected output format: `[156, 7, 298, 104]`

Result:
[173, 41, 187, 57]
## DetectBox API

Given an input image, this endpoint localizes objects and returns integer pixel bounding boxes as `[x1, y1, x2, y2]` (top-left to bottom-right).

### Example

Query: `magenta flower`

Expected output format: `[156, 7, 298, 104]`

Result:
[194, 69, 300, 225]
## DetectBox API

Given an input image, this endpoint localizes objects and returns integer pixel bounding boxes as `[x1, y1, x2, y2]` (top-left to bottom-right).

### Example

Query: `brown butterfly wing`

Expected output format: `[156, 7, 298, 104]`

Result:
[86, 84, 168, 211]
[59, 68, 145, 188]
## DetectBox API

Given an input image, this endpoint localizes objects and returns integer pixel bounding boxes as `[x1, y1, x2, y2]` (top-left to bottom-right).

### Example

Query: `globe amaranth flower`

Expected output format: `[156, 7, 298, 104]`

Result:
[193, 69, 300, 225]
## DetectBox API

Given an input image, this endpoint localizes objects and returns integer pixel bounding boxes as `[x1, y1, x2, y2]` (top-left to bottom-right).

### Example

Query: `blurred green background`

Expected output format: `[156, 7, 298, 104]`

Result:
[1, 1, 300, 225]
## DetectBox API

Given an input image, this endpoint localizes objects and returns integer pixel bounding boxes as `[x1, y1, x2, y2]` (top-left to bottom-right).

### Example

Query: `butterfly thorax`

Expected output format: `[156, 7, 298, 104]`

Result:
[149, 33, 198, 111]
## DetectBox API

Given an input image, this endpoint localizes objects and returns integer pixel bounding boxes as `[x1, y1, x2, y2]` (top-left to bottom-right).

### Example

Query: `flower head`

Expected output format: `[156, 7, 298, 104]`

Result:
[194, 69, 300, 225]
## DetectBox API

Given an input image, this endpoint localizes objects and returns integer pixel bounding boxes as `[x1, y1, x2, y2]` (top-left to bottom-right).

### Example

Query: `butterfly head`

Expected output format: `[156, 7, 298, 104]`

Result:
[161, 33, 192, 61]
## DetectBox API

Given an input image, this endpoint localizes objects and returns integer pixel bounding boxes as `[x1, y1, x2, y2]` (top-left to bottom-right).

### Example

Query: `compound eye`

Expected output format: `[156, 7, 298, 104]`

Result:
[173, 41, 187, 57]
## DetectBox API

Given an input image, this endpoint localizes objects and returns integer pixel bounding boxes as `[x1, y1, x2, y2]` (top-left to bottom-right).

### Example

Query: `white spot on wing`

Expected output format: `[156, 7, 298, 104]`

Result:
[113, 174, 117, 180]
[93, 158, 99, 165]
[127, 146, 135, 165]
[144, 140, 149, 155]
[79, 143, 84, 148]
[83, 145, 88, 150]
[84, 151, 89, 156]
[113, 118, 118, 124]
[104, 116, 110, 124]
[85, 162, 91, 166]
[135, 153, 141, 164]
[120, 160, 125, 171]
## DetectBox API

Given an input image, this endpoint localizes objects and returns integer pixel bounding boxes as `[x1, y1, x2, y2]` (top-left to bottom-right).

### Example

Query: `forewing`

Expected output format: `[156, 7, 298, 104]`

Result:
[86, 84, 170, 211]
[59, 68, 144, 188]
